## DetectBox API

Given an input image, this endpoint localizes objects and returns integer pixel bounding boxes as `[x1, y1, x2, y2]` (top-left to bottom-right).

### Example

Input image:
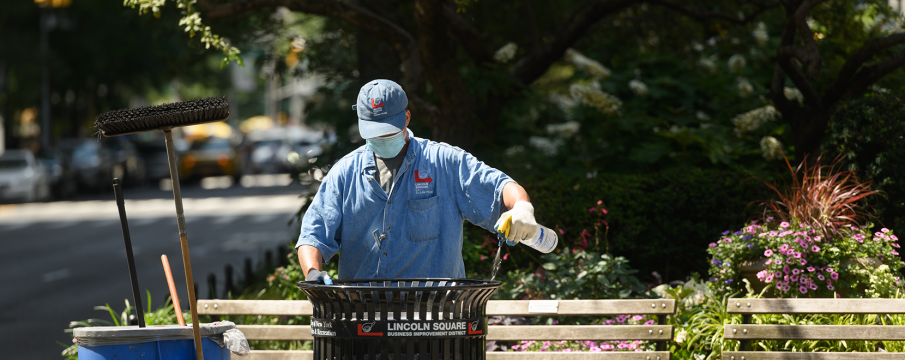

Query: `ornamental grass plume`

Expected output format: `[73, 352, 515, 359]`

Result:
[757, 153, 881, 240]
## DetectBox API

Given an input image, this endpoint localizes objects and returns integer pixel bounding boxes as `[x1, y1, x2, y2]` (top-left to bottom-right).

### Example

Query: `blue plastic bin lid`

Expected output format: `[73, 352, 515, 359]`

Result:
[74, 322, 236, 347]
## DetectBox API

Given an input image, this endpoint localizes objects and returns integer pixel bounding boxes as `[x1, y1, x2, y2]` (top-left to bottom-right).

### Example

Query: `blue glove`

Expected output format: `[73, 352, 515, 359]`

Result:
[306, 269, 333, 285]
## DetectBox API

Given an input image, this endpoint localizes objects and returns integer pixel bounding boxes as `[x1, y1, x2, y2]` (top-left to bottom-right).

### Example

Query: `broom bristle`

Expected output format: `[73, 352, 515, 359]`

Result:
[95, 97, 230, 137]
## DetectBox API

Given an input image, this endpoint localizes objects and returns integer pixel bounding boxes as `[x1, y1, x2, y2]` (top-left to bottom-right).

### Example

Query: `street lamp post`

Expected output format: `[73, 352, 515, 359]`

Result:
[35, 0, 71, 151]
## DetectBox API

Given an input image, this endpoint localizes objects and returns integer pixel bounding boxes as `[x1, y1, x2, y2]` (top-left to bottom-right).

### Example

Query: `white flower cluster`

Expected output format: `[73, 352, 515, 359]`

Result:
[732, 105, 780, 135]
[546, 121, 581, 138]
[674, 329, 688, 344]
[760, 136, 784, 160]
[569, 84, 622, 115]
[728, 54, 746, 72]
[565, 49, 611, 81]
[547, 93, 578, 118]
[737, 77, 753, 97]
[698, 55, 718, 73]
[753, 22, 769, 46]
[504, 145, 525, 158]
[784, 87, 804, 105]
[628, 79, 649, 97]
[528, 136, 563, 157]
[494, 42, 518, 63]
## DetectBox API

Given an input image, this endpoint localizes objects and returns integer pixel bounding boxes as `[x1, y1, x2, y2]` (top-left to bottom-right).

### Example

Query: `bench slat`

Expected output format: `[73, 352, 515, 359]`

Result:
[726, 298, 905, 314]
[723, 352, 904, 360]
[724, 324, 905, 341]
[237, 325, 673, 341]
[243, 350, 672, 360]
[199, 299, 676, 316]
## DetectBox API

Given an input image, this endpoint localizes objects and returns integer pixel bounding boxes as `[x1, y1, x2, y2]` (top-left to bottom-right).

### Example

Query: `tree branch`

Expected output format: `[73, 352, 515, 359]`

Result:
[649, 0, 779, 24]
[840, 47, 905, 101]
[770, 64, 796, 116]
[791, 0, 827, 77]
[824, 32, 905, 104]
[776, 47, 823, 110]
[197, 0, 425, 93]
[441, 3, 493, 64]
[511, 0, 636, 85]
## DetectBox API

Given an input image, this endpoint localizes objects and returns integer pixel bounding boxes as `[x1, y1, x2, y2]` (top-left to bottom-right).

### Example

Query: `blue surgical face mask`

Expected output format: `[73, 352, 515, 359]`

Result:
[366, 129, 406, 158]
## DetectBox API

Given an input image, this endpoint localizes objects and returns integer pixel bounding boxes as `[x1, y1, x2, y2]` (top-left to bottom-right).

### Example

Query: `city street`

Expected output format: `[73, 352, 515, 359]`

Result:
[0, 175, 306, 359]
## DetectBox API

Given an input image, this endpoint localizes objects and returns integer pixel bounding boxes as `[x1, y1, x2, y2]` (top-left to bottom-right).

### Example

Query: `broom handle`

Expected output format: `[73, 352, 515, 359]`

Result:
[112, 178, 145, 328]
[163, 129, 204, 360]
[161, 255, 186, 327]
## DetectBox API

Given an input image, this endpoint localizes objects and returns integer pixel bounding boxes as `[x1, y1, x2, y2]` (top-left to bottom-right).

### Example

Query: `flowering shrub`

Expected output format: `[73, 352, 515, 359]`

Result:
[506, 315, 657, 353]
[707, 218, 903, 298]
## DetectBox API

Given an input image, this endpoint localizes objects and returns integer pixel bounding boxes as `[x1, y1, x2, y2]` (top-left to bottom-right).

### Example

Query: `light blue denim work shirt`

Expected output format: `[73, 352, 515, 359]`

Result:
[296, 129, 513, 279]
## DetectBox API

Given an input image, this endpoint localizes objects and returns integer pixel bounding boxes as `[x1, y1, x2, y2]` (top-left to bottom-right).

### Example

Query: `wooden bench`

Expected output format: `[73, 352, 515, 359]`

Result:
[723, 298, 905, 359]
[198, 299, 677, 359]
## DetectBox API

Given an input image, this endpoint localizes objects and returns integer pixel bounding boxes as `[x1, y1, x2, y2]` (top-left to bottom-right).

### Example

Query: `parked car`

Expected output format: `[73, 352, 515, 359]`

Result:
[135, 141, 172, 182]
[180, 137, 241, 181]
[106, 137, 147, 186]
[0, 149, 52, 203]
[36, 149, 76, 199]
[59, 139, 113, 192]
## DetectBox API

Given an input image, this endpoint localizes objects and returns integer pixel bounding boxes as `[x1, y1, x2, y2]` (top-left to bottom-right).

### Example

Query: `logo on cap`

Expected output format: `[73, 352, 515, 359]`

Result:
[371, 98, 384, 108]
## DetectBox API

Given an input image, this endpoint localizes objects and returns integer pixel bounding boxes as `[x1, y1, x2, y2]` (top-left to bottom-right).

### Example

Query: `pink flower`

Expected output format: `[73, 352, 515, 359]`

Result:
[827, 284, 835, 291]
[764, 249, 774, 256]
[814, 236, 822, 242]
[799, 259, 807, 265]
[723, 238, 732, 243]
[874, 238, 883, 242]
[809, 283, 818, 290]
[780, 244, 789, 252]
[818, 274, 825, 280]
[792, 268, 800, 275]
[503, 254, 509, 260]
[601, 343, 614, 350]
[786, 258, 794, 264]
[632, 315, 644, 321]
[892, 235, 899, 241]
[709, 243, 717, 247]
[827, 267, 834, 272]
[781, 221, 790, 228]
[543, 341, 551, 348]
[807, 266, 815, 272]
[893, 243, 900, 248]
[791, 275, 799, 282]
[811, 245, 820, 252]
[588, 208, 596, 212]
[765, 260, 772, 265]
[893, 250, 900, 256]
[643, 320, 655, 325]
[799, 286, 808, 294]
[783, 265, 791, 274]
[830, 272, 839, 280]
[557, 228, 565, 235]
[480, 256, 486, 261]
[765, 274, 774, 283]
[793, 252, 802, 259]
[883, 228, 891, 233]
[512, 345, 520, 350]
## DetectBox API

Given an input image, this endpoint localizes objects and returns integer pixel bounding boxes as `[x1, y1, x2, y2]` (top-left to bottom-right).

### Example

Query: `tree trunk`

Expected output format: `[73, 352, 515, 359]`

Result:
[790, 111, 830, 167]
[413, 0, 477, 150]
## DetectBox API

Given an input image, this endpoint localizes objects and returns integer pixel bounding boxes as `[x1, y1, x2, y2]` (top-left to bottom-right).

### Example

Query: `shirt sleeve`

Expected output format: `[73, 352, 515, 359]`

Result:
[296, 169, 344, 264]
[450, 147, 514, 231]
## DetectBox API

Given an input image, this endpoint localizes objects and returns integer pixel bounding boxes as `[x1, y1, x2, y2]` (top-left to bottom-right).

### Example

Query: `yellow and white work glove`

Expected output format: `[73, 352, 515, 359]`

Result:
[495, 201, 538, 245]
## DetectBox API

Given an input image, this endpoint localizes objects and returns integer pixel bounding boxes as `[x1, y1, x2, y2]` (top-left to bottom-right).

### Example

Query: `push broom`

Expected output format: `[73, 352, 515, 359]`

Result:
[95, 97, 230, 360]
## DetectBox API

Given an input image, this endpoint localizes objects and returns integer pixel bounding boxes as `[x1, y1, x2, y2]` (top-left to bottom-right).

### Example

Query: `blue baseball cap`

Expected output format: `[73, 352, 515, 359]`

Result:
[352, 79, 408, 139]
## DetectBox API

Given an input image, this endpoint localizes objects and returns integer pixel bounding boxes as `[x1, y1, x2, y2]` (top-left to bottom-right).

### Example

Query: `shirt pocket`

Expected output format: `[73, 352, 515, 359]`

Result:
[405, 195, 440, 242]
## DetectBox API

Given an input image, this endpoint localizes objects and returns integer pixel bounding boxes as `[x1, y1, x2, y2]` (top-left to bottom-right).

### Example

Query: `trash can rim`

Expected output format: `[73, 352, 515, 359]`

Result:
[296, 278, 501, 291]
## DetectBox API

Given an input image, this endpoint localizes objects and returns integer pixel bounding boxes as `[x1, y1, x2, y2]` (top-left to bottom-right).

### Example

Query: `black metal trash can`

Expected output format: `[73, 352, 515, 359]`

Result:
[297, 278, 501, 360]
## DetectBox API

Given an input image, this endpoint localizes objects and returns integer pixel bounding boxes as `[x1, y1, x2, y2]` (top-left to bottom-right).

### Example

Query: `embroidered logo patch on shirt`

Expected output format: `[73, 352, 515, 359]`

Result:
[415, 170, 433, 195]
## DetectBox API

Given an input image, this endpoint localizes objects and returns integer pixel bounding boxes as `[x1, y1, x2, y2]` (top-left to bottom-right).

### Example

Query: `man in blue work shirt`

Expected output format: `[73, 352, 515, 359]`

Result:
[297, 79, 538, 281]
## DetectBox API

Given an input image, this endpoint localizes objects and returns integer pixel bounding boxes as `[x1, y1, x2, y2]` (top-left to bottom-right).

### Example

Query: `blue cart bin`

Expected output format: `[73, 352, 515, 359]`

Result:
[73, 322, 238, 360]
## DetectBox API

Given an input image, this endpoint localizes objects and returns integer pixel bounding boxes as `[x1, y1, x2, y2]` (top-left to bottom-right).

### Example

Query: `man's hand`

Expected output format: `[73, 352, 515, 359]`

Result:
[496, 201, 537, 245]
[306, 268, 333, 285]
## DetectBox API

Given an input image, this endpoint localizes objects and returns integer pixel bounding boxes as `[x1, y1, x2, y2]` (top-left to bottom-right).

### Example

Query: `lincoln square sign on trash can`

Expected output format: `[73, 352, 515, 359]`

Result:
[298, 278, 500, 360]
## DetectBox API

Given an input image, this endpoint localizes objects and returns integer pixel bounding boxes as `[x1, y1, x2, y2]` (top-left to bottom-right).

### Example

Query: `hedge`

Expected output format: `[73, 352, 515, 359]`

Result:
[464, 168, 773, 283]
